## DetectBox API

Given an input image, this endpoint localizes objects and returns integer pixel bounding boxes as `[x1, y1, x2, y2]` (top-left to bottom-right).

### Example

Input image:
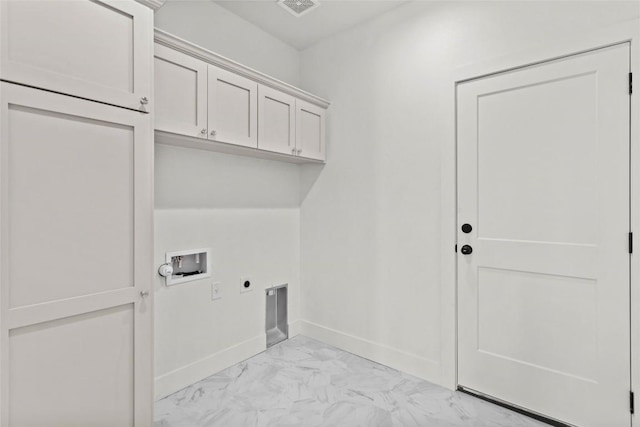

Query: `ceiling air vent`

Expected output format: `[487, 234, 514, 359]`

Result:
[277, 0, 320, 17]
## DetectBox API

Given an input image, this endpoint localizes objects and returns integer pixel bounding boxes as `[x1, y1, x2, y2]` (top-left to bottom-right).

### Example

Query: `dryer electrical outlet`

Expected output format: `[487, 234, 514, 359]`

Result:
[240, 276, 253, 293]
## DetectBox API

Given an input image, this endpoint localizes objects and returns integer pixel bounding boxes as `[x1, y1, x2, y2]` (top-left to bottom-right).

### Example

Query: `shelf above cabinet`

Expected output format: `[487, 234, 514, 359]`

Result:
[155, 131, 325, 165]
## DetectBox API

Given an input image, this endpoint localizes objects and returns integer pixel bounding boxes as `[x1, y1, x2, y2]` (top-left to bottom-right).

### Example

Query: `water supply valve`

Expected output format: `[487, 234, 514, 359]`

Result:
[158, 263, 174, 277]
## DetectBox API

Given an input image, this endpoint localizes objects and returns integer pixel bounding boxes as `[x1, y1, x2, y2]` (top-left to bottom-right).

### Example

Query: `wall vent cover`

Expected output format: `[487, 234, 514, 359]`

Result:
[277, 0, 320, 17]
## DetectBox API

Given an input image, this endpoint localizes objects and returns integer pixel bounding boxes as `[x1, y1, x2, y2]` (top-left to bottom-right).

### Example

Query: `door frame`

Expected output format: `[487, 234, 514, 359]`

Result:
[440, 17, 640, 411]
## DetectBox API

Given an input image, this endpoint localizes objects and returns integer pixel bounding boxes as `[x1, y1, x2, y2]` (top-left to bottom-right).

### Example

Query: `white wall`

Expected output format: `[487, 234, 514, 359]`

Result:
[155, 0, 300, 86]
[154, 145, 302, 399]
[152, 0, 640, 398]
[298, 1, 640, 386]
[153, 0, 305, 399]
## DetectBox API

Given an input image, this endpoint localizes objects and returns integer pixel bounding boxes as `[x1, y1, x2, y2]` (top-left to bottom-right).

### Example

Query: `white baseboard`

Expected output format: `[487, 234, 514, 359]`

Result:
[154, 334, 266, 400]
[288, 320, 301, 337]
[299, 320, 441, 384]
[155, 321, 441, 400]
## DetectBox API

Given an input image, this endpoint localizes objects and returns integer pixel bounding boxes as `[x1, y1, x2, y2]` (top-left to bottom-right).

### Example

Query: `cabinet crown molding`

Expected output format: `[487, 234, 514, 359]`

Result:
[136, 0, 166, 10]
[154, 29, 331, 109]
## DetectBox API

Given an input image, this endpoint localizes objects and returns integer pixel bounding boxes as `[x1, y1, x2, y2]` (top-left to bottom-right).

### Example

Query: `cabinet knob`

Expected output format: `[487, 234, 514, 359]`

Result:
[210, 130, 217, 137]
[140, 291, 149, 297]
[291, 148, 296, 155]
[297, 149, 302, 154]
[140, 97, 149, 105]
[200, 128, 207, 135]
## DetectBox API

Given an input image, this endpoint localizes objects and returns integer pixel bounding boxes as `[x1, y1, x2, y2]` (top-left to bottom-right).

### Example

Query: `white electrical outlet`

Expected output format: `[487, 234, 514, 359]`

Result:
[240, 276, 253, 293]
[211, 282, 222, 300]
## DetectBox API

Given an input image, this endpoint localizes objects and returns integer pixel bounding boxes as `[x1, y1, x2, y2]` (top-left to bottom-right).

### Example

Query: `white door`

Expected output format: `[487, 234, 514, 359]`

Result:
[0, 83, 153, 426]
[296, 99, 325, 161]
[258, 84, 296, 156]
[0, 0, 153, 112]
[154, 44, 208, 139]
[208, 65, 258, 148]
[457, 43, 630, 427]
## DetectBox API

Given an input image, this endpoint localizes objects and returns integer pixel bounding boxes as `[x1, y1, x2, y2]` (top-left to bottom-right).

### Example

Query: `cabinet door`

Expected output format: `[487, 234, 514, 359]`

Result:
[155, 44, 208, 138]
[258, 84, 296, 155]
[296, 100, 326, 161]
[0, 0, 153, 112]
[0, 83, 153, 426]
[208, 65, 258, 148]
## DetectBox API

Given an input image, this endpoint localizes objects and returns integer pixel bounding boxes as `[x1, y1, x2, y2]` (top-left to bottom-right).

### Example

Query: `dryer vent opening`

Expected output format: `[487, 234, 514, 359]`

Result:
[266, 285, 288, 347]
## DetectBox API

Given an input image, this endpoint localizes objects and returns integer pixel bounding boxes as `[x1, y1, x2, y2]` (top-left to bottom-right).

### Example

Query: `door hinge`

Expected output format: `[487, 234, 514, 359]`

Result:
[631, 391, 635, 414]
[630, 232, 633, 254]
[630, 72, 633, 95]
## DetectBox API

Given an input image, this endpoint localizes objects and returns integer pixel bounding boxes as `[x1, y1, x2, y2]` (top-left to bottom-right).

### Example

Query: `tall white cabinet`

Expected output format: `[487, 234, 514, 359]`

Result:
[0, 0, 153, 112]
[0, 1, 154, 426]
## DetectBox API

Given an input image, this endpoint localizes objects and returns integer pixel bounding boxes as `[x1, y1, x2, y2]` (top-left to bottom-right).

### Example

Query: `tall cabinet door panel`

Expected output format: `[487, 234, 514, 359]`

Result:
[208, 65, 258, 148]
[0, 0, 153, 112]
[296, 100, 325, 161]
[155, 44, 208, 138]
[0, 83, 153, 426]
[258, 84, 296, 155]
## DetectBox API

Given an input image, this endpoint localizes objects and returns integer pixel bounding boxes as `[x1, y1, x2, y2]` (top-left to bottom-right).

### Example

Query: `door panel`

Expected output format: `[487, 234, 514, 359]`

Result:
[154, 44, 208, 138]
[0, 0, 152, 112]
[457, 44, 630, 427]
[9, 305, 134, 427]
[208, 65, 257, 148]
[477, 72, 598, 244]
[477, 268, 597, 381]
[0, 83, 153, 426]
[296, 99, 325, 161]
[258, 84, 296, 155]
[7, 105, 134, 308]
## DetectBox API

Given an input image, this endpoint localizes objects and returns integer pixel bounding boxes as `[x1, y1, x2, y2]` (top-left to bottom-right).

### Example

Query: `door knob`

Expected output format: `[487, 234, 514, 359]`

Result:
[460, 245, 473, 255]
[461, 223, 472, 233]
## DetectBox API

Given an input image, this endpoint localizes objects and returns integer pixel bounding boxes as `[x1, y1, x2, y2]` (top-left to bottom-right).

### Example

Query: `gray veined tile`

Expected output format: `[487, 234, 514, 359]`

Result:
[155, 335, 547, 427]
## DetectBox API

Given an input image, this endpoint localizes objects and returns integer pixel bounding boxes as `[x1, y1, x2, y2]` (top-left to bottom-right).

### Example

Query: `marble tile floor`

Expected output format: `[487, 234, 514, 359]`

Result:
[155, 335, 547, 427]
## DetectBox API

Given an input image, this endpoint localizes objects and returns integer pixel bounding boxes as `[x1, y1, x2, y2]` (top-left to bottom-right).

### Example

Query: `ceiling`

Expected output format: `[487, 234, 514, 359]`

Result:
[214, 0, 408, 50]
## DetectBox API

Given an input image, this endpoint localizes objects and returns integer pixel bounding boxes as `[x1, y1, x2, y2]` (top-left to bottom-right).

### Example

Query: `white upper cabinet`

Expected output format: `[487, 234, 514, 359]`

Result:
[208, 65, 258, 148]
[153, 32, 329, 163]
[154, 44, 208, 138]
[258, 84, 296, 156]
[0, 0, 153, 112]
[296, 100, 326, 161]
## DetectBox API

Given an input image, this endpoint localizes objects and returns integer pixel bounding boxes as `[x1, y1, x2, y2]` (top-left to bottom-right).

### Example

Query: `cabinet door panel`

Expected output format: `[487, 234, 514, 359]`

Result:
[0, 0, 152, 111]
[258, 85, 296, 156]
[296, 100, 325, 161]
[7, 103, 134, 308]
[9, 305, 134, 427]
[0, 83, 153, 426]
[208, 65, 257, 148]
[155, 44, 208, 138]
